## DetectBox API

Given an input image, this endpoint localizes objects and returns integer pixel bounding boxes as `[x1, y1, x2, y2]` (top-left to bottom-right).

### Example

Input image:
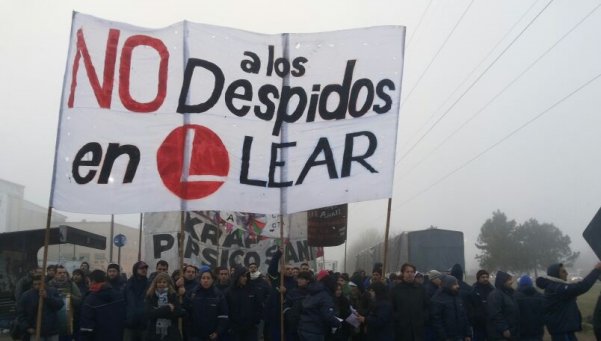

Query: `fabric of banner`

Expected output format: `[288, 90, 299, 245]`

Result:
[144, 211, 316, 273]
[52, 12, 405, 215]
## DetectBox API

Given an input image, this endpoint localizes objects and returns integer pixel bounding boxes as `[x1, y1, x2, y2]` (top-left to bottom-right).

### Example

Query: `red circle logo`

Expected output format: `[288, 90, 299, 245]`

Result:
[157, 125, 229, 200]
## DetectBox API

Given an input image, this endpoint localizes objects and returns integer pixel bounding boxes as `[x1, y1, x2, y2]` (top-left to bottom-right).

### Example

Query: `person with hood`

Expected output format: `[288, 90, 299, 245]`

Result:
[486, 271, 519, 340]
[297, 270, 341, 341]
[184, 266, 229, 341]
[357, 281, 394, 341]
[535, 262, 601, 341]
[79, 270, 126, 341]
[390, 263, 429, 341]
[16, 274, 64, 341]
[107, 263, 126, 293]
[514, 275, 544, 341]
[225, 265, 262, 341]
[450, 264, 473, 304]
[430, 275, 472, 341]
[468, 270, 494, 341]
[145, 272, 184, 341]
[124, 260, 150, 341]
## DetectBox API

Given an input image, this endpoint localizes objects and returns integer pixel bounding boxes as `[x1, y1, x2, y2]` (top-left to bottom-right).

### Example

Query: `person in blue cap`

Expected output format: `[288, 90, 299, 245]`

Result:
[514, 275, 544, 341]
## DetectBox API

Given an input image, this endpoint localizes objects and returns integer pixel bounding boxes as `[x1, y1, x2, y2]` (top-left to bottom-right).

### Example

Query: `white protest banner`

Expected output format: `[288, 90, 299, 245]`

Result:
[143, 210, 318, 273]
[52, 13, 405, 215]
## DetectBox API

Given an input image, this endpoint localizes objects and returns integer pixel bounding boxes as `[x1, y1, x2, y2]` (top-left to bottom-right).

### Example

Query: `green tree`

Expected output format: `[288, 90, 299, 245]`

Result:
[475, 211, 578, 274]
[475, 210, 518, 271]
[513, 218, 579, 276]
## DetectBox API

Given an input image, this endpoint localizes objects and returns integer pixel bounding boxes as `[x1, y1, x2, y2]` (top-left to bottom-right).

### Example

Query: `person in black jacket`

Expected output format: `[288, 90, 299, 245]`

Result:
[79, 270, 126, 341]
[124, 261, 150, 341]
[184, 266, 229, 341]
[266, 246, 297, 341]
[329, 281, 354, 341]
[486, 271, 519, 340]
[358, 281, 394, 341]
[225, 265, 262, 341]
[16, 275, 64, 341]
[514, 275, 544, 341]
[535, 262, 601, 341]
[298, 270, 341, 341]
[107, 263, 126, 293]
[390, 263, 429, 341]
[469, 269, 494, 341]
[144, 272, 184, 341]
[431, 275, 471, 341]
[450, 264, 473, 304]
[284, 270, 312, 341]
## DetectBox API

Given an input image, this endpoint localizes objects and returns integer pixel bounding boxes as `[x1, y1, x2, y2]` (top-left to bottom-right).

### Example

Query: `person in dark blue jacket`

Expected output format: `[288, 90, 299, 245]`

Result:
[284, 271, 312, 341]
[535, 262, 601, 341]
[486, 271, 519, 340]
[79, 270, 126, 341]
[225, 265, 262, 341]
[359, 281, 394, 341]
[184, 266, 229, 341]
[450, 264, 473, 304]
[514, 275, 544, 341]
[298, 270, 341, 341]
[17, 275, 64, 341]
[124, 261, 150, 341]
[431, 275, 472, 341]
[266, 246, 297, 341]
[468, 270, 494, 341]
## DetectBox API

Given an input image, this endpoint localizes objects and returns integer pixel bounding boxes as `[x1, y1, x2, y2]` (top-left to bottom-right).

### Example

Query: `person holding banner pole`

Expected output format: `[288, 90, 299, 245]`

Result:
[34, 206, 54, 341]
[267, 245, 297, 341]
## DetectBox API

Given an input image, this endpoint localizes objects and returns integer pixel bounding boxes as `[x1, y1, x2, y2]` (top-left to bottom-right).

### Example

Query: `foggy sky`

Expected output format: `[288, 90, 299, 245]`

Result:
[2, 0, 601, 274]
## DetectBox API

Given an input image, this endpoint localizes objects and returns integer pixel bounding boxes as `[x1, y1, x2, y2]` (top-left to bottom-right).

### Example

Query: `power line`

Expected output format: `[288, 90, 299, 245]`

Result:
[397, 0, 601, 180]
[398, 0, 542, 155]
[405, 0, 434, 50]
[395, 0, 555, 167]
[395, 69, 601, 209]
[398, 0, 475, 112]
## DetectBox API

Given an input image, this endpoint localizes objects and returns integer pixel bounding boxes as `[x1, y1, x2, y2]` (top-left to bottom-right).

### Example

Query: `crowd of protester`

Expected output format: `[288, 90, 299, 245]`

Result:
[10, 247, 601, 341]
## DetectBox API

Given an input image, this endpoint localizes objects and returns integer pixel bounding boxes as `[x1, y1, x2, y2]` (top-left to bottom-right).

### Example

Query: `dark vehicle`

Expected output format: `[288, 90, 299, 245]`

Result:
[0, 225, 105, 329]
[355, 227, 464, 273]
